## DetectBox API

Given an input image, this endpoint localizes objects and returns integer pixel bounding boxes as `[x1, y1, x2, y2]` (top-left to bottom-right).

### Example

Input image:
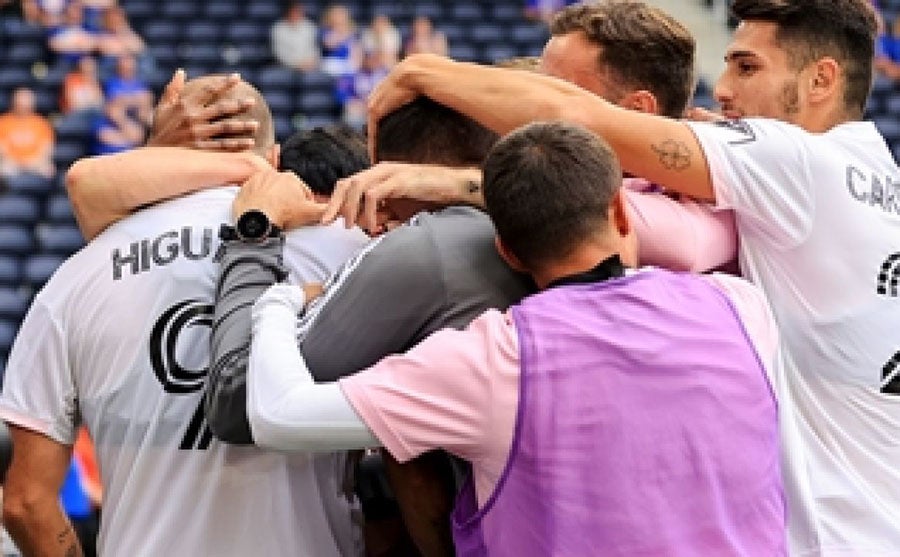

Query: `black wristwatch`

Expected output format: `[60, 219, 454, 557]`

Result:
[220, 210, 282, 243]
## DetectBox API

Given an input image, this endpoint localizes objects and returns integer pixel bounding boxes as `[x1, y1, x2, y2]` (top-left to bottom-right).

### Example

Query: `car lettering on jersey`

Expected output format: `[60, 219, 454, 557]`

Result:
[112, 227, 214, 280]
[846, 165, 900, 215]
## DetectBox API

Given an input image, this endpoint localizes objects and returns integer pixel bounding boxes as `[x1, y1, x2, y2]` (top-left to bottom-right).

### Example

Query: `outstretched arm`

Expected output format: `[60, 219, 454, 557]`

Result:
[66, 147, 269, 240]
[368, 54, 714, 201]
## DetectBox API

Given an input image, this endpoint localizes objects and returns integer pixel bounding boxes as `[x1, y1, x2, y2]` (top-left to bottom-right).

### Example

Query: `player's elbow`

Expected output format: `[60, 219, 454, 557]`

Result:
[2, 482, 49, 533]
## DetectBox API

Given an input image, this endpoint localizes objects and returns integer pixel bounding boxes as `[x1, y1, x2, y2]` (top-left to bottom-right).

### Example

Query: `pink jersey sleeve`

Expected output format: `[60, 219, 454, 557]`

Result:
[625, 186, 739, 273]
[339, 309, 520, 480]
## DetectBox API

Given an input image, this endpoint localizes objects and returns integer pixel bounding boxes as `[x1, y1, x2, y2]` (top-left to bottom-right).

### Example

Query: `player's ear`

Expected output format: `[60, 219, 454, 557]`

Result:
[495, 236, 527, 273]
[618, 90, 658, 115]
[266, 143, 280, 168]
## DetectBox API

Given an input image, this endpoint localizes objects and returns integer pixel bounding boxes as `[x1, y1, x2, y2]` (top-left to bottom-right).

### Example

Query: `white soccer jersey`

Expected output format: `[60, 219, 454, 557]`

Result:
[689, 119, 900, 556]
[0, 188, 369, 556]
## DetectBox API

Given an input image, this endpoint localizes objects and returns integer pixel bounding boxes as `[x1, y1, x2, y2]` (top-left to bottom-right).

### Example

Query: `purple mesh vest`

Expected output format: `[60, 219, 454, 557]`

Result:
[452, 270, 785, 556]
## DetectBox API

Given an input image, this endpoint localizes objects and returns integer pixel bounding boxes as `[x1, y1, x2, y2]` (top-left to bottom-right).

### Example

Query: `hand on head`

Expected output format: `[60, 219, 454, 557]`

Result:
[148, 70, 261, 151]
[233, 170, 327, 231]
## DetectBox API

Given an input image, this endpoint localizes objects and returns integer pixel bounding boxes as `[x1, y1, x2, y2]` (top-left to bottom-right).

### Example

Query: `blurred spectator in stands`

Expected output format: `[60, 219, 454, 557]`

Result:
[33, 0, 67, 27]
[97, 7, 144, 62]
[338, 49, 390, 129]
[524, 0, 577, 23]
[403, 16, 447, 58]
[80, 0, 115, 32]
[0, 88, 55, 180]
[62, 56, 104, 115]
[875, 13, 900, 80]
[362, 14, 401, 68]
[48, 2, 98, 66]
[92, 96, 145, 155]
[271, 2, 319, 72]
[104, 55, 152, 126]
[320, 4, 361, 76]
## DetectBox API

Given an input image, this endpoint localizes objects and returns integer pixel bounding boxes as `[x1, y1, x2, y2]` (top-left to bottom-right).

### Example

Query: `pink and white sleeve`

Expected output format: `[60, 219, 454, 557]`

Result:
[625, 187, 739, 273]
[339, 309, 520, 465]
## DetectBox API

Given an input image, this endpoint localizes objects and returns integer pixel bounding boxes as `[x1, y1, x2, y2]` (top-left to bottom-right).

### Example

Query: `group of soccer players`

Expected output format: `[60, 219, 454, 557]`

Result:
[0, 0, 898, 556]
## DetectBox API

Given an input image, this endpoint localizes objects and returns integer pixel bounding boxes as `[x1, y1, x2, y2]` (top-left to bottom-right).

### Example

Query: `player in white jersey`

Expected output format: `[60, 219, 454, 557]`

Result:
[352, 0, 898, 554]
[0, 76, 368, 556]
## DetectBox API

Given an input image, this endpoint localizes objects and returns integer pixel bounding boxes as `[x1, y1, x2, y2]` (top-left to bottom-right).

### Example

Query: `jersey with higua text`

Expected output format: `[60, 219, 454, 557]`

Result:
[689, 118, 900, 557]
[0, 187, 368, 556]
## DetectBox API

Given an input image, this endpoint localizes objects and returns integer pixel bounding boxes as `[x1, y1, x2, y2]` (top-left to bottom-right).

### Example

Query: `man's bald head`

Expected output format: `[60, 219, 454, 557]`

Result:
[183, 76, 274, 155]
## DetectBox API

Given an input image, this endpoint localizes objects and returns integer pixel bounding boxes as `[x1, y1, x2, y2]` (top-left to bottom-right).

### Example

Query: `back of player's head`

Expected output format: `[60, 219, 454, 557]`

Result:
[279, 125, 369, 196]
[482, 122, 622, 269]
[730, 0, 877, 118]
[551, 0, 696, 118]
[375, 97, 499, 166]
[183, 76, 274, 156]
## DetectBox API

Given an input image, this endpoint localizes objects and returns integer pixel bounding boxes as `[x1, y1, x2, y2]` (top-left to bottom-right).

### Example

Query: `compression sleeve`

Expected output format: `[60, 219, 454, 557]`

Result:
[207, 235, 287, 445]
[247, 284, 379, 452]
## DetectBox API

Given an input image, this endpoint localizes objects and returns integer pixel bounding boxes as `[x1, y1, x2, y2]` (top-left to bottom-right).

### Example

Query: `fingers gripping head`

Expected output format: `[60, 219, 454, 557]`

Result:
[182, 76, 275, 155]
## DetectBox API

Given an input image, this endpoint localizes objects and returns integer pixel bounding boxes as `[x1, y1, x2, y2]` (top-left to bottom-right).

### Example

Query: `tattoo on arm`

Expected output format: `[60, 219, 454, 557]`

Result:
[58, 525, 82, 557]
[465, 180, 481, 195]
[651, 139, 692, 172]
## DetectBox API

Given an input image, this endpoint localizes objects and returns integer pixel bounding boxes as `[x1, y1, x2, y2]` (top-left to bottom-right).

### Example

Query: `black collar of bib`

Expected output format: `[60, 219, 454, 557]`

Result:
[546, 254, 627, 289]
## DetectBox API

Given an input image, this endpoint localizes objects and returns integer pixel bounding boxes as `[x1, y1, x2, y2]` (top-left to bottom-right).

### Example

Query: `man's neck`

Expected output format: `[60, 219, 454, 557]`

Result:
[532, 242, 623, 290]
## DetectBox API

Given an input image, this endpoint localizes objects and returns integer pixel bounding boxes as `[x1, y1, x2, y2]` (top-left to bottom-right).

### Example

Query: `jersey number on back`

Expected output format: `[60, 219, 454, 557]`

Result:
[149, 300, 215, 449]
[878, 253, 900, 395]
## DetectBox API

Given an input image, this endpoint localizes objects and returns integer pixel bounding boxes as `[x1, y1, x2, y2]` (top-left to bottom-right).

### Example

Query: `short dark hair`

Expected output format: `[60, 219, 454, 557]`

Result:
[730, 0, 877, 117]
[375, 97, 499, 166]
[483, 122, 622, 268]
[551, 1, 696, 118]
[279, 125, 369, 195]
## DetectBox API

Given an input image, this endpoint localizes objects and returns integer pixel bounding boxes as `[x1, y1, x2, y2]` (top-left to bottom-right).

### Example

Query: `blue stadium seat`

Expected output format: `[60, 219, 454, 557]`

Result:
[55, 114, 96, 143]
[492, 3, 523, 22]
[0, 288, 28, 320]
[439, 24, 465, 43]
[124, 0, 155, 21]
[470, 24, 506, 44]
[0, 69, 34, 90]
[874, 117, 900, 144]
[54, 141, 88, 169]
[36, 224, 84, 254]
[23, 255, 65, 286]
[264, 91, 294, 114]
[0, 196, 40, 224]
[885, 94, 900, 115]
[273, 115, 294, 141]
[0, 226, 35, 255]
[226, 22, 269, 43]
[246, 2, 282, 21]
[297, 92, 336, 114]
[205, 1, 241, 21]
[45, 194, 75, 223]
[6, 174, 53, 196]
[178, 45, 222, 67]
[185, 22, 222, 42]
[298, 71, 336, 94]
[162, 2, 201, 20]
[448, 45, 479, 63]
[235, 45, 271, 65]
[372, 3, 409, 20]
[483, 44, 518, 64]
[452, 3, 485, 21]
[257, 66, 297, 91]
[0, 319, 17, 354]
[7, 43, 46, 64]
[1, 17, 45, 42]
[142, 21, 183, 44]
[32, 88, 57, 114]
[510, 23, 550, 46]
[413, 3, 444, 19]
[0, 256, 21, 286]
[298, 115, 336, 131]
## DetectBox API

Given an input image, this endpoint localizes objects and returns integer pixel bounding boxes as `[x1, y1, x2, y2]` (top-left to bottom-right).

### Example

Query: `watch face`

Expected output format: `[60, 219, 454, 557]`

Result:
[238, 210, 270, 240]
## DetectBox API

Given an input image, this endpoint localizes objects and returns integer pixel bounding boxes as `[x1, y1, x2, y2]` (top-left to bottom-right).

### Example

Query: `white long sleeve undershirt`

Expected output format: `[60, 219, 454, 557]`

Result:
[247, 284, 380, 452]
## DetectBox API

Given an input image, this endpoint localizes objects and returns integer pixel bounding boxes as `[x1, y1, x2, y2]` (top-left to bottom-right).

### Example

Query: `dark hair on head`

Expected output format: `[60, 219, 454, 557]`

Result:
[375, 97, 499, 166]
[483, 121, 622, 268]
[279, 125, 369, 195]
[551, 0, 696, 118]
[730, 0, 877, 117]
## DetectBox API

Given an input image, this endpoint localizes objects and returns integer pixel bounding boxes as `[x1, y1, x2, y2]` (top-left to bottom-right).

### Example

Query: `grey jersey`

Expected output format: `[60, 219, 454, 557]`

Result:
[209, 206, 533, 443]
